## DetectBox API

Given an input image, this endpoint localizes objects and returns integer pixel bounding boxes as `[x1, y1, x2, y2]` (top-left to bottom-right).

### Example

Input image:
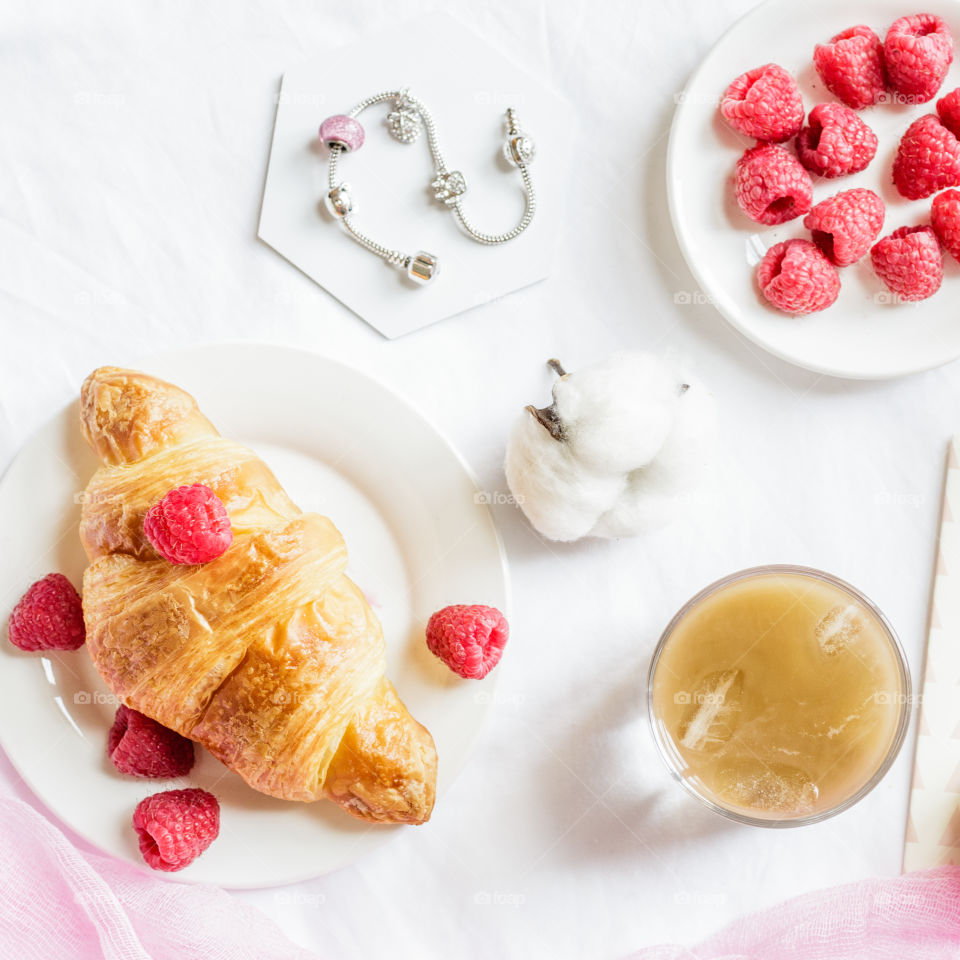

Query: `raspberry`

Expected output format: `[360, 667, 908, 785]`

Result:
[132, 788, 219, 872]
[143, 483, 233, 565]
[108, 705, 195, 779]
[937, 88, 960, 139]
[756, 239, 841, 315]
[893, 115, 960, 200]
[813, 26, 886, 110]
[734, 144, 813, 225]
[803, 189, 885, 267]
[871, 226, 943, 302]
[795, 103, 878, 178]
[720, 64, 805, 142]
[932, 189, 960, 263]
[884, 14, 953, 104]
[8, 573, 85, 652]
[425, 605, 508, 680]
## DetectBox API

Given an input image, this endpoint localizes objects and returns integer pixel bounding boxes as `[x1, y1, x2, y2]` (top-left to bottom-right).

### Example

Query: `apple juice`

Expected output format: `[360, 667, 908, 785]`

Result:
[650, 569, 907, 821]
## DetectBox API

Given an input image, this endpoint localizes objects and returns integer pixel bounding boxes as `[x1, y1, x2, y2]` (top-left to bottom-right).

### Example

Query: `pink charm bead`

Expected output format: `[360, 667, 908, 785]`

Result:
[319, 114, 365, 153]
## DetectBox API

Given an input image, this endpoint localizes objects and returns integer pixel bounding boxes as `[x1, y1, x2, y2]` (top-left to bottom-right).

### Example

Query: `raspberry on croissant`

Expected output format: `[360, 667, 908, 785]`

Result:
[78, 367, 437, 824]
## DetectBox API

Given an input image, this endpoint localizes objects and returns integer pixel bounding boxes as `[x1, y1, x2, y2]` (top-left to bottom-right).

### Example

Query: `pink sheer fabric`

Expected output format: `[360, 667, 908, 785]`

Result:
[3, 784, 957, 959]
[0, 795, 319, 960]
[628, 865, 960, 960]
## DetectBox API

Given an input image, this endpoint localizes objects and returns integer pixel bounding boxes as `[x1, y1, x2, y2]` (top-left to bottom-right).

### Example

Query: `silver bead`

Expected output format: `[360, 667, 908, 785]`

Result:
[324, 183, 354, 219]
[406, 251, 439, 284]
[431, 170, 467, 205]
[387, 90, 423, 144]
[386, 107, 422, 144]
[503, 134, 535, 166]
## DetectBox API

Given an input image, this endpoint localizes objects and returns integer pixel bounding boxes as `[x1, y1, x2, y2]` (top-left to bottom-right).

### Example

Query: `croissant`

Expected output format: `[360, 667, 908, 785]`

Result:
[78, 366, 437, 825]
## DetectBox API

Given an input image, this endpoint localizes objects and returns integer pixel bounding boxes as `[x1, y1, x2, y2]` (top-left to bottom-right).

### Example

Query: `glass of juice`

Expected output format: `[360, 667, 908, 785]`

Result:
[648, 566, 911, 826]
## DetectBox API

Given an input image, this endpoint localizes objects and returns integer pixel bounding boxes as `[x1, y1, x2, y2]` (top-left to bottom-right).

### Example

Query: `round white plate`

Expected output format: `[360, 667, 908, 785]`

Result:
[668, 0, 960, 379]
[0, 344, 509, 887]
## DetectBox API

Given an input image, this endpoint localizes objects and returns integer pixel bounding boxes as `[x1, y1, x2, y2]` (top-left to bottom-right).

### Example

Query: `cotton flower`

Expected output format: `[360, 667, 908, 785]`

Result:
[504, 353, 717, 542]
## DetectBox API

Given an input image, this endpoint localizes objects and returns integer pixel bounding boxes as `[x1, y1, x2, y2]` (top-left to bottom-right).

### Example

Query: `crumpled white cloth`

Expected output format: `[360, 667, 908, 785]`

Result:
[0, 795, 319, 960]
[4, 0, 960, 955]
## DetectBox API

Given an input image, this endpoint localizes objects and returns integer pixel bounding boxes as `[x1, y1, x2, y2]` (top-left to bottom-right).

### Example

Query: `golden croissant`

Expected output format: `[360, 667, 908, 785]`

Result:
[78, 366, 437, 824]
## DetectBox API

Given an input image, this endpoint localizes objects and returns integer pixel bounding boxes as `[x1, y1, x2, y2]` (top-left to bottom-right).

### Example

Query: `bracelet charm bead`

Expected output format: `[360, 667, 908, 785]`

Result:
[324, 183, 354, 218]
[319, 115, 365, 153]
[407, 251, 440, 284]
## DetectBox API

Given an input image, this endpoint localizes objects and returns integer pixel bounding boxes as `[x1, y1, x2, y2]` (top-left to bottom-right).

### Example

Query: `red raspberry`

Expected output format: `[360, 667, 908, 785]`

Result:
[893, 115, 960, 200]
[937, 88, 960, 139]
[8, 573, 85, 652]
[720, 64, 805, 142]
[425, 605, 508, 680]
[133, 788, 219, 872]
[871, 226, 943, 302]
[813, 26, 886, 110]
[932, 189, 960, 263]
[734, 144, 813, 225]
[803, 188, 885, 267]
[108, 705, 195, 779]
[884, 14, 953, 104]
[143, 483, 233, 565]
[795, 103, 878, 178]
[756, 239, 841, 315]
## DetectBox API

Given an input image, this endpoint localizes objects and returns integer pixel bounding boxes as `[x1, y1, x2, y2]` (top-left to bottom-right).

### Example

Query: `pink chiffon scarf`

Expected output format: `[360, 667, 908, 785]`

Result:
[0, 794, 319, 960]
[628, 865, 960, 960]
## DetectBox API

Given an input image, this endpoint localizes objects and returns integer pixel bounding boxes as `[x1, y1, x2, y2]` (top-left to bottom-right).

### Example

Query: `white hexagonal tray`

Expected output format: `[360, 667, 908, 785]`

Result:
[259, 13, 571, 337]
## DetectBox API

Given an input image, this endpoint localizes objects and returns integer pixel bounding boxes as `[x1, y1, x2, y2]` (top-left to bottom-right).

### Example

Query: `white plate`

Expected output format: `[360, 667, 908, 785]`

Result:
[668, 0, 960, 379]
[0, 344, 509, 887]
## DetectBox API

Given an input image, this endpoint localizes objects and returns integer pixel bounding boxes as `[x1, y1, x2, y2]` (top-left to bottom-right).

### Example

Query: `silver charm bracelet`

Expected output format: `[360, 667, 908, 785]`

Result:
[318, 89, 536, 285]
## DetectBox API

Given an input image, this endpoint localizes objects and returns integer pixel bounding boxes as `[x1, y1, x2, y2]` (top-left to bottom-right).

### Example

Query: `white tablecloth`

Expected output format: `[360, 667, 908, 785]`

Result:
[1, 0, 955, 956]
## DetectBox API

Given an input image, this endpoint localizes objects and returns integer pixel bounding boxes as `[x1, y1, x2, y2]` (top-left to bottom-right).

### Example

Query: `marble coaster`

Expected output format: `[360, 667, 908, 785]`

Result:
[259, 13, 572, 338]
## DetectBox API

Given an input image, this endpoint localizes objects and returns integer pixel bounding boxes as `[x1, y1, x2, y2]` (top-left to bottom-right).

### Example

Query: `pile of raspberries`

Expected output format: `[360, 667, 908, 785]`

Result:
[720, 13, 960, 314]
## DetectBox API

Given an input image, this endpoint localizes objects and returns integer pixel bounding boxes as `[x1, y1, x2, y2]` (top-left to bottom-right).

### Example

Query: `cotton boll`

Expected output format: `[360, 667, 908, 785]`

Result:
[504, 354, 718, 542]
[504, 410, 624, 542]
[556, 353, 677, 476]
[589, 377, 718, 538]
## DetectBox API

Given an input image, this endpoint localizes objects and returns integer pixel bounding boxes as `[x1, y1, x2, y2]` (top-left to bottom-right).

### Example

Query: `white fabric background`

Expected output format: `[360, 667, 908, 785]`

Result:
[1, 0, 956, 957]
